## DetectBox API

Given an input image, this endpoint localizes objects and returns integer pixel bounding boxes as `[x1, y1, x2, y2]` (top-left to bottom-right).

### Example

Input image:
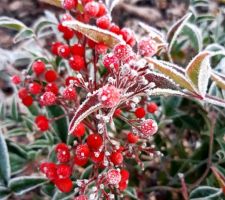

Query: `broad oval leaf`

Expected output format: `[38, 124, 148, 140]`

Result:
[63, 20, 125, 48]
[211, 71, 225, 90]
[0, 132, 11, 185]
[186, 51, 211, 97]
[190, 186, 222, 200]
[146, 57, 196, 92]
[0, 17, 27, 31]
[9, 176, 47, 195]
[13, 28, 34, 43]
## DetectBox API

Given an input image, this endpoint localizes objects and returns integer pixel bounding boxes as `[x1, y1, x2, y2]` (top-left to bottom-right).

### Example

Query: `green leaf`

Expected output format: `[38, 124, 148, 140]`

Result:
[53, 189, 76, 200]
[34, 18, 56, 36]
[11, 98, 19, 121]
[47, 105, 69, 143]
[0, 102, 5, 120]
[13, 28, 34, 43]
[190, 186, 222, 200]
[63, 20, 124, 48]
[7, 140, 28, 159]
[29, 139, 52, 149]
[9, 176, 47, 195]
[0, 132, 11, 185]
[0, 186, 11, 200]
[0, 17, 27, 31]
[80, 164, 93, 179]
[124, 187, 138, 199]
[7, 127, 28, 137]
[9, 153, 27, 175]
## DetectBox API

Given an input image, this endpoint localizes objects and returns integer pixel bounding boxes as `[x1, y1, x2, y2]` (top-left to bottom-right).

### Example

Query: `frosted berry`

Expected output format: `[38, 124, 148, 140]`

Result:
[63, 0, 77, 10]
[109, 23, 120, 34]
[45, 83, 58, 95]
[11, 75, 21, 85]
[18, 88, 28, 99]
[90, 151, 104, 163]
[69, 55, 85, 71]
[29, 82, 42, 95]
[72, 122, 86, 137]
[55, 178, 73, 193]
[103, 53, 119, 71]
[138, 37, 157, 57]
[113, 44, 133, 62]
[63, 87, 77, 100]
[95, 43, 108, 55]
[96, 3, 107, 17]
[40, 162, 57, 180]
[96, 15, 110, 29]
[110, 151, 123, 165]
[22, 95, 33, 107]
[147, 102, 158, 113]
[40, 91, 56, 106]
[51, 42, 63, 56]
[32, 61, 45, 75]
[35, 115, 49, 131]
[84, 2, 100, 17]
[107, 169, 121, 185]
[45, 70, 57, 82]
[135, 107, 146, 118]
[98, 85, 120, 108]
[87, 133, 103, 150]
[74, 195, 88, 200]
[127, 132, 139, 144]
[55, 143, 69, 152]
[140, 119, 158, 137]
[74, 144, 90, 166]
[70, 44, 85, 56]
[65, 76, 79, 86]
[120, 28, 136, 46]
[58, 44, 70, 58]
[56, 164, 71, 179]
[56, 149, 71, 163]
[113, 108, 122, 117]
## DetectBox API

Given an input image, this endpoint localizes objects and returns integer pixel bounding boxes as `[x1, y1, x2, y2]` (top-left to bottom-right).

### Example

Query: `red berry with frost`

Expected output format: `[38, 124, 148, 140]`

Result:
[113, 44, 133, 62]
[63, 0, 77, 10]
[113, 108, 122, 117]
[98, 85, 120, 108]
[35, 115, 49, 131]
[18, 88, 28, 99]
[87, 133, 103, 150]
[120, 28, 136, 46]
[72, 123, 85, 137]
[58, 44, 70, 58]
[61, 13, 73, 22]
[135, 107, 146, 118]
[65, 76, 79, 86]
[69, 55, 85, 71]
[90, 151, 104, 163]
[40, 162, 57, 180]
[84, 2, 100, 17]
[45, 83, 58, 95]
[55, 143, 69, 152]
[74, 144, 90, 166]
[95, 43, 108, 54]
[55, 178, 73, 193]
[147, 102, 158, 113]
[32, 61, 46, 75]
[127, 132, 139, 144]
[103, 53, 119, 71]
[74, 195, 88, 200]
[140, 119, 158, 137]
[96, 3, 107, 17]
[56, 164, 71, 179]
[70, 44, 85, 56]
[11, 75, 21, 85]
[22, 95, 33, 107]
[45, 70, 57, 82]
[55, 143, 70, 163]
[29, 82, 42, 95]
[110, 151, 123, 166]
[40, 91, 56, 106]
[119, 180, 128, 191]
[109, 23, 120, 34]
[138, 37, 157, 57]
[107, 169, 121, 185]
[96, 15, 110, 29]
[51, 42, 63, 56]
[63, 87, 76, 100]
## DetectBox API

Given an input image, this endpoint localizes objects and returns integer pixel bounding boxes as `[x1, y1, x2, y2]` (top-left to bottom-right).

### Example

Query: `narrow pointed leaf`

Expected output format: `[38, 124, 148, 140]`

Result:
[211, 71, 225, 90]
[63, 20, 124, 48]
[0, 17, 27, 31]
[0, 186, 11, 200]
[186, 51, 211, 96]
[190, 186, 222, 200]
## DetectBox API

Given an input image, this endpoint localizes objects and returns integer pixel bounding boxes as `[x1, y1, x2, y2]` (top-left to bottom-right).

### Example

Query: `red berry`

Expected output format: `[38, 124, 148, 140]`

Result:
[40, 162, 57, 180]
[127, 132, 139, 144]
[98, 85, 120, 108]
[18, 88, 28, 99]
[63, 28, 75, 40]
[120, 169, 130, 180]
[55, 178, 73, 193]
[22, 95, 33, 107]
[58, 44, 70, 58]
[65, 76, 79, 86]
[140, 119, 158, 137]
[45, 70, 57, 82]
[84, 2, 100, 17]
[119, 180, 128, 191]
[63, 87, 77, 100]
[107, 169, 121, 185]
[96, 15, 110, 29]
[138, 37, 157, 57]
[120, 28, 136, 46]
[72, 123, 86, 137]
[51, 42, 63, 55]
[58, 23, 67, 32]
[55, 143, 69, 152]
[29, 82, 42, 95]
[135, 107, 146, 118]
[113, 44, 133, 62]
[74, 195, 88, 200]
[69, 55, 85, 71]
[35, 115, 49, 131]
[32, 61, 46, 75]
[74, 144, 90, 166]
[110, 151, 123, 166]
[113, 108, 122, 117]
[63, 0, 77, 10]
[56, 164, 71, 179]
[81, 0, 93, 4]
[87, 133, 103, 150]
[70, 44, 85, 56]
[40, 91, 56, 106]
[102, 54, 119, 71]
[61, 13, 73, 22]
[95, 43, 108, 55]
[109, 23, 120, 34]
[147, 102, 158, 113]
[90, 151, 104, 163]
[96, 3, 107, 17]
[87, 39, 96, 48]
[57, 149, 71, 163]
[45, 83, 58, 95]
[11, 75, 21, 85]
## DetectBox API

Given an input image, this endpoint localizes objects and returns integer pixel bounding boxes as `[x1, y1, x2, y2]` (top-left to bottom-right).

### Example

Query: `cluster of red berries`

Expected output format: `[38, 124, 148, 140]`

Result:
[134, 102, 158, 118]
